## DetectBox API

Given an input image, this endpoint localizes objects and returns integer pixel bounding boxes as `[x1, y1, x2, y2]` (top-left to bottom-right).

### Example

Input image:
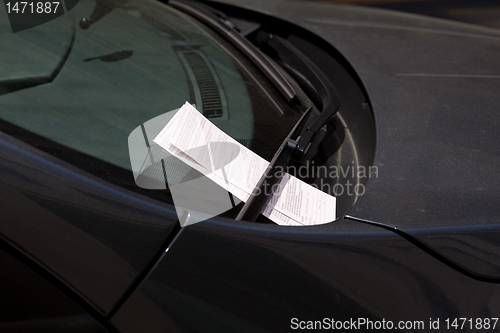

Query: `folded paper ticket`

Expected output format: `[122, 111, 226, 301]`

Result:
[153, 102, 336, 226]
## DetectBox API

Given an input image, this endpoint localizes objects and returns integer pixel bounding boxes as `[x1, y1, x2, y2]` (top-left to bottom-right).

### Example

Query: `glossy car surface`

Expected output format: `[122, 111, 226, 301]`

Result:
[1, 0, 500, 332]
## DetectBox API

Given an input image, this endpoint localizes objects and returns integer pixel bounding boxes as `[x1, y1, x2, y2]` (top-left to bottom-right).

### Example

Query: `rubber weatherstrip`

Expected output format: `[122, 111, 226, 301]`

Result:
[345, 215, 500, 283]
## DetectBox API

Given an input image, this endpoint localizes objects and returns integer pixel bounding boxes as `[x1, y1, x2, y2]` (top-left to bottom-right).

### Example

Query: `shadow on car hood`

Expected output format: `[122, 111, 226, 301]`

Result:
[212, 0, 500, 280]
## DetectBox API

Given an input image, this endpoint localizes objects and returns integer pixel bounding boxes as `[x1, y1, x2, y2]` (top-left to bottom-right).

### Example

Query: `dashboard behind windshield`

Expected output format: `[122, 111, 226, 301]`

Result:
[0, 0, 302, 203]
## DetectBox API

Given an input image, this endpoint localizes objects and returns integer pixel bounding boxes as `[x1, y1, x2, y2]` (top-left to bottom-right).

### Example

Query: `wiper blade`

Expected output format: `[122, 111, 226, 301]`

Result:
[256, 32, 340, 134]
[236, 34, 341, 223]
[236, 107, 314, 222]
[167, 0, 297, 104]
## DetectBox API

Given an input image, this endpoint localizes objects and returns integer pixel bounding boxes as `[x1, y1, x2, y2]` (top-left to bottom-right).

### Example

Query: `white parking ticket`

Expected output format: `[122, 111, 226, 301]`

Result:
[154, 102, 336, 226]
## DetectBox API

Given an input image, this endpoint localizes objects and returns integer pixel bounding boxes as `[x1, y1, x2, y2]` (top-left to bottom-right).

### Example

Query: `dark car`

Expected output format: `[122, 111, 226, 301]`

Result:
[1, 0, 500, 332]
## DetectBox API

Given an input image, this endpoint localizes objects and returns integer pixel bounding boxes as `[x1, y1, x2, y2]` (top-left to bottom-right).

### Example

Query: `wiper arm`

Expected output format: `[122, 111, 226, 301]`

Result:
[236, 34, 341, 223]
[256, 32, 340, 134]
[167, 0, 297, 104]
[169, 1, 340, 222]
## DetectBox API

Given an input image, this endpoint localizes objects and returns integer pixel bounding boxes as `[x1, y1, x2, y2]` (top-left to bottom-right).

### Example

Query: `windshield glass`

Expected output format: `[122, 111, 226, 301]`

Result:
[0, 0, 301, 182]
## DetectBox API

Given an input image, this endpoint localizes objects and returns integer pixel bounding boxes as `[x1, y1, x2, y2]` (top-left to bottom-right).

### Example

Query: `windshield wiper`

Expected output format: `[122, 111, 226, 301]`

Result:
[167, 0, 297, 104]
[236, 34, 341, 222]
[168, 0, 341, 222]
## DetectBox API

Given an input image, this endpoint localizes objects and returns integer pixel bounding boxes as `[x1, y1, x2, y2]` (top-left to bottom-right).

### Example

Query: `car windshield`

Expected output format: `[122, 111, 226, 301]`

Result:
[0, 0, 302, 181]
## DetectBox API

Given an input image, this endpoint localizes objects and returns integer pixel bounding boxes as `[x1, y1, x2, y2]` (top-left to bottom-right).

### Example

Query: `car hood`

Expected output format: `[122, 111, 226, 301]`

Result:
[214, 0, 500, 279]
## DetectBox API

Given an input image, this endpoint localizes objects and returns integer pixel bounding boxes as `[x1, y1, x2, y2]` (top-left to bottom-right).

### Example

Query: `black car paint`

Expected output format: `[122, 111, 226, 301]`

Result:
[0, 129, 178, 315]
[0, 0, 499, 331]
[115, 1, 500, 331]
[111, 1, 500, 331]
[206, 0, 500, 278]
[112, 218, 500, 332]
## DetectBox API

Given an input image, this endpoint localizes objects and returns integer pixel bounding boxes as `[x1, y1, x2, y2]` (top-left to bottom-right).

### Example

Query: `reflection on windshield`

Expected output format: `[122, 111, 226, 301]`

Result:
[0, 0, 299, 177]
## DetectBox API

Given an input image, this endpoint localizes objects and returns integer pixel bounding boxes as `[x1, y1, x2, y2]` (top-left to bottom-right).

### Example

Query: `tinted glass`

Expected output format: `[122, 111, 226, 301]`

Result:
[0, 0, 300, 174]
